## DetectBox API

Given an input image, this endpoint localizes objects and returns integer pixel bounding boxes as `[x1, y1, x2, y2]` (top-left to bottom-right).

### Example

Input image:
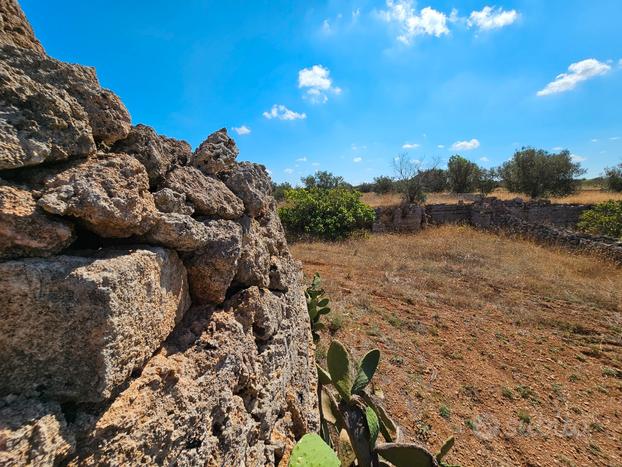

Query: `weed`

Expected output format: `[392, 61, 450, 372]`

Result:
[590, 422, 605, 433]
[439, 404, 451, 419]
[551, 383, 563, 398]
[387, 314, 404, 329]
[602, 367, 621, 378]
[568, 373, 580, 383]
[415, 420, 432, 441]
[328, 311, 345, 334]
[588, 443, 602, 455]
[516, 385, 538, 403]
[501, 387, 515, 400]
[517, 409, 531, 424]
[464, 419, 476, 430]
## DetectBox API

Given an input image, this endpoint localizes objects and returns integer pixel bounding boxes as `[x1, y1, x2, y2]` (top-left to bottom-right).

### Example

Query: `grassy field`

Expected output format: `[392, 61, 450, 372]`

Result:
[362, 188, 622, 208]
[291, 226, 622, 466]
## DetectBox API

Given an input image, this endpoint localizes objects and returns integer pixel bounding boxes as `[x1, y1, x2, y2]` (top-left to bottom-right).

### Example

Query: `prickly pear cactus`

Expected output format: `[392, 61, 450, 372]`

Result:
[288, 433, 340, 467]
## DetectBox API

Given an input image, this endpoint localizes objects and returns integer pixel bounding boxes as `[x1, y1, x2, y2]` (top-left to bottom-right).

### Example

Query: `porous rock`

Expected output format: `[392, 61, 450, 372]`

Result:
[72, 284, 319, 466]
[192, 128, 238, 175]
[0, 45, 130, 170]
[235, 208, 289, 289]
[0, 247, 190, 402]
[111, 124, 192, 187]
[0, 180, 74, 259]
[181, 219, 243, 304]
[224, 161, 273, 217]
[0, 0, 45, 54]
[143, 212, 226, 252]
[0, 396, 75, 467]
[0, 46, 96, 169]
[38, 153, 157, 237]
[153, 187, 194, 215]
[163, 165, 243, 219]
[0, 1, 319, 463]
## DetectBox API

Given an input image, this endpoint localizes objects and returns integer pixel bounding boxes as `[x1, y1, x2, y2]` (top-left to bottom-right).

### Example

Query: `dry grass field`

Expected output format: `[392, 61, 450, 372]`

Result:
[291, 226, 622, 466]
[361, 189, 622, 208]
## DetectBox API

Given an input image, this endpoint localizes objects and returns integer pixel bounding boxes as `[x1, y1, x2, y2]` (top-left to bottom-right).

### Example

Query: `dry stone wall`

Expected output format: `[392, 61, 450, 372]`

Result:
[0, 1, 318, 465]
[373, 198, 622, 264]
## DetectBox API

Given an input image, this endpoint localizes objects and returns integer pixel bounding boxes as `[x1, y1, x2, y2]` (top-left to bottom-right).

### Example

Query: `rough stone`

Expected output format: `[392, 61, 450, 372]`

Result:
[0, 180, 74, 259]
[72, 285, 318, 466]
[0, 247, 190, 402]
[191, 128, 238, 175]
[0, 1, 320, 463]
[143, 213, 226, 252]
[0, 396, 75, 466]
[235, 209, 290, 289]
[0, 0, 45, 54]
[163, 165, 243, 219]
[182, 219, 243, 304]
[111, 124, 192, 187]
[153, 187, 194, 215]
[38, 153, 157, 238]
[0, 46, 96, 169]
[224, 162, 273, 218]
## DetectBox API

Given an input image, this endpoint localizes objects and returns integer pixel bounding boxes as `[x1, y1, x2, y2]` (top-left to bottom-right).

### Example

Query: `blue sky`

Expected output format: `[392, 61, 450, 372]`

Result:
[22, 0, 622, 184]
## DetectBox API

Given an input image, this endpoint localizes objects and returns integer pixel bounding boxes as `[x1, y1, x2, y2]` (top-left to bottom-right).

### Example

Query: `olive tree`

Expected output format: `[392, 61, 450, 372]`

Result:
[498, 148, 585, 199]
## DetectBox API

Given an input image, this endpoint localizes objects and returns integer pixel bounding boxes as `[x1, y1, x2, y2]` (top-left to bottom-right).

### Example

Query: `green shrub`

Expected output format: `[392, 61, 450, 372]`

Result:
[447, 155, 479, 193]
[498, 147, 585, 198]
[604, 164, 622, 192]
[577, 201, 622, 239]
[279, 188, 375, 240]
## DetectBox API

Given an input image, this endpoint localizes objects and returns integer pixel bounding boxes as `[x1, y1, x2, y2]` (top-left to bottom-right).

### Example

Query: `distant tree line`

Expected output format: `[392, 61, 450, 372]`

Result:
[360, 148, 587, 201]
[272, 148, 621, 205]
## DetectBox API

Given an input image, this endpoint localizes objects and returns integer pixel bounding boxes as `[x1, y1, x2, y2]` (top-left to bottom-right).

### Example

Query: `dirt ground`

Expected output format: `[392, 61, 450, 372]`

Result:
[291, 226, 622, 467]
[361, 189, 622, 208]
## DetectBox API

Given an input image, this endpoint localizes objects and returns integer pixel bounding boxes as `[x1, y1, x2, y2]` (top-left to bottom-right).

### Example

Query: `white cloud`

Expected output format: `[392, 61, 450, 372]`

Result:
[296, 156, 307, 162]
[353, 157, 363, 163]
[537, 59, 611, 96]
[402, 142, 420, 149]
[232, 125, 251, 136]
[263, 104, 306, 121]
[451, 139, 480, 151]
[479, 156, 489, 162]
[552, 146, 564, 151]
[380, 0, 449, 44]
[351, 144, 367, 151]
[619, 59, 622, 67]
[591, 138, 598, 143]
[322, 19, 331, 33]
[312, 162, 321, 166]
[467, 6, 519, 31]
[437, 144, 445, 149]
[284, 168, 294, 174]
[610, 136, 621, 141]
[352, 8, 361, 19]
[570, 154, 586, 163]
[298, 65, 341, 104]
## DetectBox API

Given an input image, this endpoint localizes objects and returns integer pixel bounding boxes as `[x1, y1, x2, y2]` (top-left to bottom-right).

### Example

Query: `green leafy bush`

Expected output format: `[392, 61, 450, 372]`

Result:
[498, 147, 585, 198]
[577, 201, 622, 239]
[279, 188, 375, 240]
[604, 164, 622, 192]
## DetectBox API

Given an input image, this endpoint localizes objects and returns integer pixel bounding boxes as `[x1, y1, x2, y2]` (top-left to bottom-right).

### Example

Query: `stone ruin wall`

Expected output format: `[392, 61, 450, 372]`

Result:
[0, 1, 318, 465]
[373, 198, 622, 264]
